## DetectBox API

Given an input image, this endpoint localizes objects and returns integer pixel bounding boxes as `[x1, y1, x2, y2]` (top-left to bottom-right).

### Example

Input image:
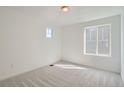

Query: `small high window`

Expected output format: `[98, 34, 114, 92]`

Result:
[46, 28, 53, 39]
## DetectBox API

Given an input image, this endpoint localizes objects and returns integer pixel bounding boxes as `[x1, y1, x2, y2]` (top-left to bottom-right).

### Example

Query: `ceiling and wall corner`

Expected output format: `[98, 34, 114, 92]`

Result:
[3, 6, 123, 27]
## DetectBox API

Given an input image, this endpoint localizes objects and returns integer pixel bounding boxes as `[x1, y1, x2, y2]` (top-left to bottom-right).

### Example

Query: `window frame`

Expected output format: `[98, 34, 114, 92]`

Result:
[84, 24, 111, 57]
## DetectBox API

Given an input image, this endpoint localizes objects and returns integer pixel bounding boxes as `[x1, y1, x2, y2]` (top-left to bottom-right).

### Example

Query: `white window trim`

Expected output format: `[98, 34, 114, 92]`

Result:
[83, 24, 111, 57]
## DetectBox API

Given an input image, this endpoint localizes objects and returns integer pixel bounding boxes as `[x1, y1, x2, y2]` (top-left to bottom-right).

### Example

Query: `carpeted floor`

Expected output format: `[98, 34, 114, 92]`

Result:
[0, 61, 123, 87]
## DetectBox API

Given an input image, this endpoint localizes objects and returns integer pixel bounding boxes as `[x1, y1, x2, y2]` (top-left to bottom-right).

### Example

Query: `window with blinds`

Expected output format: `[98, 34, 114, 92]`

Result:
[84, 24, 111, 57]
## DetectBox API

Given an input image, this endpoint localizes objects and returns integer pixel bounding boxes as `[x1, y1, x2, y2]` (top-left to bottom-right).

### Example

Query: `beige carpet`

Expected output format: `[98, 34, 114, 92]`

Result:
[0, 61, 124, 87]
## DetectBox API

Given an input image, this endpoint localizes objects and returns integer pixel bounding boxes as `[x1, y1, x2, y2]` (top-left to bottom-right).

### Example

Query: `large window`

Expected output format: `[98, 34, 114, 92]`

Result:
[84, 24, 111, 57]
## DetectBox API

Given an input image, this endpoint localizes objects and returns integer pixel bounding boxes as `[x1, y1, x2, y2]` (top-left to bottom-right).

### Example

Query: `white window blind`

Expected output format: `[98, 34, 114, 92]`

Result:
[84, 24, 111, 57]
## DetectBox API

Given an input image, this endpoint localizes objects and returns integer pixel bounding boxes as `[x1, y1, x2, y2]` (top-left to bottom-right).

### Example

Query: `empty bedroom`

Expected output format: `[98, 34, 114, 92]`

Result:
[0, 6, 124, 87]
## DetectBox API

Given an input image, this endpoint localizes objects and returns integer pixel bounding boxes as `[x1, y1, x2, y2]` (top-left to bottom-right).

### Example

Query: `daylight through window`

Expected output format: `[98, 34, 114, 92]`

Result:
[84, 24, 111, 57]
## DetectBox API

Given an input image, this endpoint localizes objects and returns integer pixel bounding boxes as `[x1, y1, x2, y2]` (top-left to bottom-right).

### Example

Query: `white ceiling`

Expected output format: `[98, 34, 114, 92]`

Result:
[5, 6, 124, 27]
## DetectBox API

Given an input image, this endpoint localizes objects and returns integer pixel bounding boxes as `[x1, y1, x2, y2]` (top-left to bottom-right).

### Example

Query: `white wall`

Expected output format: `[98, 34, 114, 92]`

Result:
[121, 11, 124, 82]
[0, 8, 61, 80]
[62, 15, 121, 73]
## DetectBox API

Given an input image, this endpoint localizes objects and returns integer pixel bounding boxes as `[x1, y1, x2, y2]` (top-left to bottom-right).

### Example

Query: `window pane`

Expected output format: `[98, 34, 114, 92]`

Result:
[98, 41, 109, 55]
[86, 27, 97, 40]
[104, 25, 110, 41]
[86, 29, 90, 40]
[86, 41, 97, 54]
[85, 27, 97, 54]
[91, 30, 97, 40]
[98, 25, 110, 55]
[98, 25, 110, 41]
[46, 28, 52, 38]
